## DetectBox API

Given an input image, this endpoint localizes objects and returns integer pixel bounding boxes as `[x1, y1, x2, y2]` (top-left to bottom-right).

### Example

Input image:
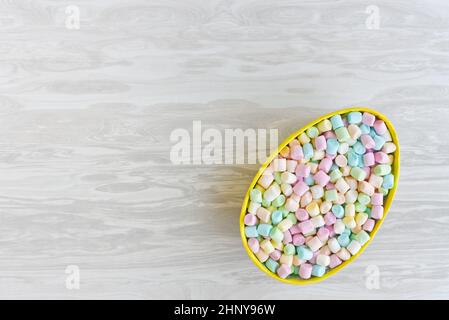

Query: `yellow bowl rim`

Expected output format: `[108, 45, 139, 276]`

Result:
[239, 107, 400, 285]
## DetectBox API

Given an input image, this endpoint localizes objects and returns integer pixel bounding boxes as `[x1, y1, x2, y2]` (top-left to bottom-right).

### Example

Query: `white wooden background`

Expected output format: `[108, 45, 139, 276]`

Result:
[0, 0, 448, 299]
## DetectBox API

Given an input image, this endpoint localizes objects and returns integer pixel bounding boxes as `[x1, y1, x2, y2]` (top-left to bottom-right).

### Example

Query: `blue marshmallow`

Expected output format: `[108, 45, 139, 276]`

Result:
[303, 143, 314, 160]
[312, 264, 326, 277]
[373, 135, 386, 151]
[326, 138, 339, 155]
[245, 226, 258, 238]
[271, 210, 283, 225]
[347, 149, 360, 167]
[257, 224, 273, 237]
[330, 115, 344, 129]
[337, 234, 350, 247]
[382, 174, 394, 189]
[297, 246, 313, 260]
[359, 124, 371, 135]
[332, 204, 345, 218]
[347, 111, 362, 124]
[304, 174, 315, 186]
[353, 141, 366, 155]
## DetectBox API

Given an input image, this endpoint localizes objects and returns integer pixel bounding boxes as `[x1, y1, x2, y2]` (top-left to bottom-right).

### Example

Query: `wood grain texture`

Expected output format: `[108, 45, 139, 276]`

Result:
[0, 0, 448, 299]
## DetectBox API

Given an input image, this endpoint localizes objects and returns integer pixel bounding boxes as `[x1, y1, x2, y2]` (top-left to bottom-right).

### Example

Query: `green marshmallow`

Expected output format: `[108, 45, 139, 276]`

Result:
[250, 189, 263, 203]
[270, 227, 284, 243]
[286, 213, 297, 224]
[272, 194, 286, 207]
[329, 168, 343, 183]
[335, 127, 350, 142]
[274, 172, 282, 184]
[350, 167, 367, 181]
[374, 165, 391, 176]
[279, 207, 290, 218]
[357, 193, 371, 206]
[292, 265, 299, 275]
[354, 202, 366, 213]
[261, 199, 271, 208]
[307, 126, 319, 139]
[284, 244, 296, 256]
[365, 207, 372, 218]
[355, 230, 371, 245]
[380, 187, 389, 196]
[265, 258, 279, 273]
[325, 189, 338, 202]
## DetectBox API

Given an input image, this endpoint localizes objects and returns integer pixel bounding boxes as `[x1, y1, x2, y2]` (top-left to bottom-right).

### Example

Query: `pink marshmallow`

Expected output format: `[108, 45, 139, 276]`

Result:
[371, 193, 383, 206]
[374, 151, 389, 164]
[298, 220, 315, 235]
[277, 263, 291, 278]
[374, 120, 387, 135]
[293, 181, 309, 196]
[324, 212, 337, 226]
[362, 112, 376, 126]
[289, 224, 301, 235]
[248, 238, 259, 253]
[309, 251, 318, 264]
[314, 170, 330, 187]
[283, 231, 293, 244]
[295, 163, 311, 177]
[362, 167, 371, 180]
[299, 263, 313, 279]
[325, 182, 335, 190]
[290, 145, 304, 160]
[270, 249, 282, 261]
[314, 135, 327, 151]
[324, 225, 336, 238]
[317, 227, 330, 242]
[295, 208, 309, 221]
[292, 234, 305, 246]
[371, 205, 384, 220]
[319, 157, 333, 173]
[244, 214, 258, 226]
[363, 152, 375, 167]
[288, 139, 300, 147]
[323, 131, 336, 139]
[363, 219, 375, 232]
[300, 192, 312, 207]
[361, 134, 375, 149]
[329, 254, 342, 268]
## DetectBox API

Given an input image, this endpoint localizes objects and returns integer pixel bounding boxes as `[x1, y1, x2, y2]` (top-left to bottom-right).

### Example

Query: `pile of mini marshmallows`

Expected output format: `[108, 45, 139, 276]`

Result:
[244, 111, 396, 280]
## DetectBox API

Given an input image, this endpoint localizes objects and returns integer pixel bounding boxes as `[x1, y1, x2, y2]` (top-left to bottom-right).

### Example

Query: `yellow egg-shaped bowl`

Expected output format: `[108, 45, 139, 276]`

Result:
[240, 107, 400, 284]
